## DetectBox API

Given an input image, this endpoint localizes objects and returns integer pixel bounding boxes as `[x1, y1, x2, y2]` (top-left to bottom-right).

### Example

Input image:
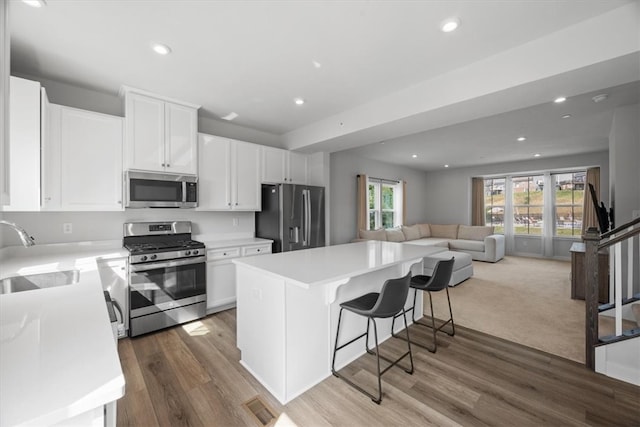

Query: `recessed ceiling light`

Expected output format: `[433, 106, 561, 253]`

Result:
[294, 98, 305, 105]
[412, 154, 418, 158]
[444, 164, 449, 168]
[562, 114, 572, 119]
[554, 96, 567, 103]
[22, 0, 46, 7]
[312, 60, 322, 69]
[440, 18, 460, 33]
[517, 136, 527, 142]
[221, 112, 238, 121]
[592, 94, 608, 103]
[534, 153, 541, 157]
[152, 43, 172, 55]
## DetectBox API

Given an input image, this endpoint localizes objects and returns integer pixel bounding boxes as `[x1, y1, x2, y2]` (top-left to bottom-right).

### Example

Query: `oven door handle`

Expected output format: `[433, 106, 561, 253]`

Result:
[129, 256, 207, 272]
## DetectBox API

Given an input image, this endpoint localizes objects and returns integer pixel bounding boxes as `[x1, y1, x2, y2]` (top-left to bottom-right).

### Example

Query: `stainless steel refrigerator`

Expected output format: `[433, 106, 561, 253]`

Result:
[256, 184, 325, 253]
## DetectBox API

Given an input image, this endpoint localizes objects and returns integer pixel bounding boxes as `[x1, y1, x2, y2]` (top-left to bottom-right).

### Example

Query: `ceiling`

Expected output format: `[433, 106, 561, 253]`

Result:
[9, 0, 640, 171]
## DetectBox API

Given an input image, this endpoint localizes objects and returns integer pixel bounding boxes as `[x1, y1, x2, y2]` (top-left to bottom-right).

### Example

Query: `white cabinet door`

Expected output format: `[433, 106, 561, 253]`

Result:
[165, 102, 197, 174]
[59, 107, 123, 210]
[197, 133, 231, 210]
[4, 77, 41, 211]
[261, 146, 287, 183]
[288, 151, 308, 185]
[125, 93, 164, 172]
[233, 140, 261, 210]
[43, 105, 123, 211]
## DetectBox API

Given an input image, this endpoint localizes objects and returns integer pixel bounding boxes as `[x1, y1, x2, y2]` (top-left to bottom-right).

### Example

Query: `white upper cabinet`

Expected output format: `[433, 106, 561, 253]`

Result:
[3, 76, 41, 211]
[261, 146, 307, 184]
[198, 133, 261, 211]
[123, 88, 198, 175]
[42, 104, 124, 211]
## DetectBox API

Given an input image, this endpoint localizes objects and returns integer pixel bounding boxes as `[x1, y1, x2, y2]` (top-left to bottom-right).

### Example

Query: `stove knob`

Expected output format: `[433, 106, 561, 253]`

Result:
[185, 250, 192, 256]
[193, 250, 199, 255]
[140, 255, 148, 262]
[150, 254, 157, 260]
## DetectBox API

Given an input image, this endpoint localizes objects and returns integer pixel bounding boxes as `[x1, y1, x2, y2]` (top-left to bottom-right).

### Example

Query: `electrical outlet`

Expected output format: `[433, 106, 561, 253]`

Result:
[63, 223, 73, 234]
[233, 217, 239, 226]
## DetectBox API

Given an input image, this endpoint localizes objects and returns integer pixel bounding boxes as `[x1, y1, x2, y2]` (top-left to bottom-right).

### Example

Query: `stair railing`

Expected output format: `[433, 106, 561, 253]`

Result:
[583, 216, 640, 370]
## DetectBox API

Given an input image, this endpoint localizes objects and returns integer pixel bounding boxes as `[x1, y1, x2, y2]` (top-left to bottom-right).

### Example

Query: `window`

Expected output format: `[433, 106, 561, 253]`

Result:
[553, 171, 585, 237]
[512, 175, 544, 235]
[484, 178, 505, 233]
[367, 178, 402, 230]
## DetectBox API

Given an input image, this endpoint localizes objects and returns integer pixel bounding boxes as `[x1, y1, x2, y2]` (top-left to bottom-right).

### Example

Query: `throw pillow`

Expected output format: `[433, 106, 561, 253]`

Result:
[429, 224, 459, 239]
[458, 225, 494, 241]
[401, 225, 421, 240]
[386, 228, 406, 242]
[359, 228, 387, 241]
[417, 223, 431, 237]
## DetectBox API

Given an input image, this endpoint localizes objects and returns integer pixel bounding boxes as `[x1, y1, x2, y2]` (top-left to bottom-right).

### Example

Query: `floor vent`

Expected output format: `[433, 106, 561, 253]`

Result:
[242, 395, 277, 426]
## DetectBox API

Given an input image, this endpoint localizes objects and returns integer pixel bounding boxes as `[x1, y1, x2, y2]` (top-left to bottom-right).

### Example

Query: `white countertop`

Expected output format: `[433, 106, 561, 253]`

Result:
[0, 241, 126, 426]
[233, 240, 437, 288]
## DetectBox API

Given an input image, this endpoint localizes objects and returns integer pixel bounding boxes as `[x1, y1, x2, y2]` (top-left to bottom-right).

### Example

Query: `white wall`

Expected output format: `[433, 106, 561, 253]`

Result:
[329, 151, 429, 245]
[608, 103, 640, 294]
[1, 210, 255, 246]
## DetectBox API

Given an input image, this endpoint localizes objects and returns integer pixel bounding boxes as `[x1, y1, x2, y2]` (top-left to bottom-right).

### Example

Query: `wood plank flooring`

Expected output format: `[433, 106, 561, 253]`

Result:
[116, 310, 640, 426]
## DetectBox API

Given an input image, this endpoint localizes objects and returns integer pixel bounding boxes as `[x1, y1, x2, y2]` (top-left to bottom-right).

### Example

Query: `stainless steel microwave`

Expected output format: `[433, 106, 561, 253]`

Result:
[125, 171, 197, 208]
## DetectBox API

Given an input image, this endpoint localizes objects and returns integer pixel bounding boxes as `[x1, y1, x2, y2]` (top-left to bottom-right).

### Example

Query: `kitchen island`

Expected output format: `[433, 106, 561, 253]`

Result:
[233, 240, 435, 404]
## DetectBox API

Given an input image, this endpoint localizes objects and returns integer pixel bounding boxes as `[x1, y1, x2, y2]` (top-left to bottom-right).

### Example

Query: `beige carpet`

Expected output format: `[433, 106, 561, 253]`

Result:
[427, 256, 587, 363]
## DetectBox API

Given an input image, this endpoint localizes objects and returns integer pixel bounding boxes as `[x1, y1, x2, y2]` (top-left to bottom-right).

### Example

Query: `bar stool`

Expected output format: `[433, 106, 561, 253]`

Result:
[392, 257, 455, 353]
[331, 272, 414, 404]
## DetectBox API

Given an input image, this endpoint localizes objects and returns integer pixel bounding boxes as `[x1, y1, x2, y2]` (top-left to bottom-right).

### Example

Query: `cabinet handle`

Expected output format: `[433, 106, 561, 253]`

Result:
[166, 164, 170, 167]
[117, 201, 122, 204]
[223, 252, 227, 256]
[257, 249, 261, 252]
[235, 202, 238, 206]
[161, 163, 165, 167]
[44, 197, 51, 201]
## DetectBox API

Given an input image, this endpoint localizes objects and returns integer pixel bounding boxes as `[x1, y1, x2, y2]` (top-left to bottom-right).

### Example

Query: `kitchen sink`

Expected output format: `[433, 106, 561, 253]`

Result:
[0, 270, 80, 295]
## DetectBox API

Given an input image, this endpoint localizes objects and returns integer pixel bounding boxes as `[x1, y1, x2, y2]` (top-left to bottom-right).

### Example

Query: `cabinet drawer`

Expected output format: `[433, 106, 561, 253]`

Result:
[207, 247, 241, 261]
[243, 245, 272, 256]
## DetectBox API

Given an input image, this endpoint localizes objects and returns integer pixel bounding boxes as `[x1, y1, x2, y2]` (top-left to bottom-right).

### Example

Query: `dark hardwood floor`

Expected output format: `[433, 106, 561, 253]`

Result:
[117, 309, 640, 426]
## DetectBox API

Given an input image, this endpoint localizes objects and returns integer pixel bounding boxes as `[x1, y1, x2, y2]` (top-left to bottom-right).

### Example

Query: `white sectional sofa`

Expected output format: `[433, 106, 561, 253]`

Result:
[358, 223, 505, 263]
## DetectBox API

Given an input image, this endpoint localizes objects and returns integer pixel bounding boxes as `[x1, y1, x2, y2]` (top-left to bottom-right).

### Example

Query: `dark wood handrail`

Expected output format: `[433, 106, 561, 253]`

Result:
[600, 216, 640, 239]
[599, 223, 640, 250]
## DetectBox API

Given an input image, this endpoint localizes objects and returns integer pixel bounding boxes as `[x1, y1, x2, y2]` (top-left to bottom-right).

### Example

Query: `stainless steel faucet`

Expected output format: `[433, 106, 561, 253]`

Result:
[0, 220, 36, 247]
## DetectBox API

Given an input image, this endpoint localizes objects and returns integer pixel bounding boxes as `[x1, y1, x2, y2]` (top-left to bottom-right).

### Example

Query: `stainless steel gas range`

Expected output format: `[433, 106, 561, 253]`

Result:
[123, 221, 206, 337]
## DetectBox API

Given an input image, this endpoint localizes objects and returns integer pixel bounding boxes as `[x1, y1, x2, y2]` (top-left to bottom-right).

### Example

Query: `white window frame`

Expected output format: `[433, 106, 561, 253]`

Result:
[367, 178, 403, 230]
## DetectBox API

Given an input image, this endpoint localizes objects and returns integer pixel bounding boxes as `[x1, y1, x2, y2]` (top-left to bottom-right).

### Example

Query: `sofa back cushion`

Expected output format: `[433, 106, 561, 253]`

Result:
[401, 225, 422, 241]
[359, 228, 387, 241]
[429, 224, 459, 239]
[417, 223, 431, 237]
[458, 225, 494, 241]
[386, 228, 406, 242]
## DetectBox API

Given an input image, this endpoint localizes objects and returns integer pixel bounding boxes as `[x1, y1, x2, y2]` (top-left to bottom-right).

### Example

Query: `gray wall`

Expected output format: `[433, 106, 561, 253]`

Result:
[329, 151, 429, 245]
[1, 210, 255, 246]
[14, 73, 284, 148]
[423, 151, 610, 225]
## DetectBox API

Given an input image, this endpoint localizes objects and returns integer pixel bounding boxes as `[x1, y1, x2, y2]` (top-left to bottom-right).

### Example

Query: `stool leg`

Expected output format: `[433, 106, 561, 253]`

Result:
[402, 308, 414, 374]
[446, 287, 455, 337]
[391, 287, 417, 339]
[331, 308, 345, 376]
[371, 317, 382, 404]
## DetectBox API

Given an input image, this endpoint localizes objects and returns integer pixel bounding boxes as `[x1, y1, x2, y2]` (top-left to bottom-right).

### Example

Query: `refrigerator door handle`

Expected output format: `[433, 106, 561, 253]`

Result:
[305, 189, 311, 246]
[301, 189, 308, 246]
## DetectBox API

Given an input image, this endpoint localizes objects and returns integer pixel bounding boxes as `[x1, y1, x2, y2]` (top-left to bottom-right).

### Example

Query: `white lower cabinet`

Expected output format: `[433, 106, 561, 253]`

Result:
[206, 242, 271, 313]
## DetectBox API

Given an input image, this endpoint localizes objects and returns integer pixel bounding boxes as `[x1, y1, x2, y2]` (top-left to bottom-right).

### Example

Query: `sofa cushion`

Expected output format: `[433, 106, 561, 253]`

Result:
[417, 223, 431, 238]
[429, 224, 459, 239]
[359, 228, 387, 241]
[449, 239, 486, 252]
[404, 238, 450, 249]
[401, 225, 422, 241]
[386, 228, 406, 242]
[458, 225, 494, 241]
